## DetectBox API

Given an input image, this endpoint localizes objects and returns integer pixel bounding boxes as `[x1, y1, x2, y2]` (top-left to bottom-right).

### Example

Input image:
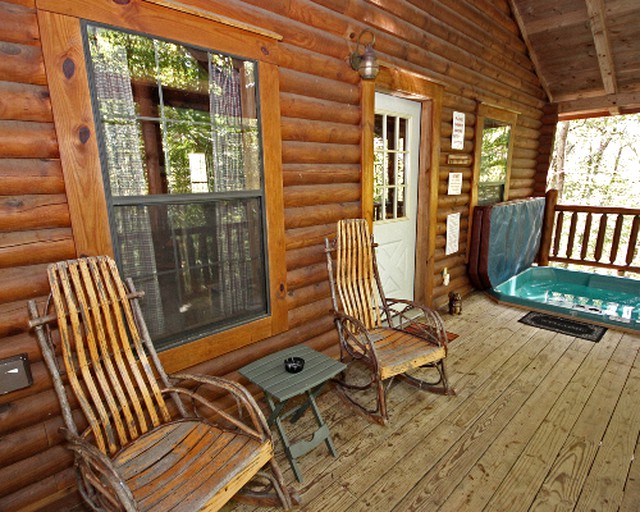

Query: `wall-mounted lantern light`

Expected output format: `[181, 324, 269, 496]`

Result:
[350, 29, 379, 80]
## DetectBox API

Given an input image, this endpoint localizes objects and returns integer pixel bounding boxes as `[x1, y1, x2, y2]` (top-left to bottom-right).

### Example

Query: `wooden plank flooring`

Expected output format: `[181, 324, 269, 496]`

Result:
[228, 293, 640, 512]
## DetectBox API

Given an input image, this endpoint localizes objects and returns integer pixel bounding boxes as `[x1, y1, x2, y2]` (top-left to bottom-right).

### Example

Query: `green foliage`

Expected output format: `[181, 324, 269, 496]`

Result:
[548, 114, 640, 274]
[549, 114, 640, 208]
[477, 121, 511, 205]
[90, 28, 209, 92]
[479, 124, 510, 183]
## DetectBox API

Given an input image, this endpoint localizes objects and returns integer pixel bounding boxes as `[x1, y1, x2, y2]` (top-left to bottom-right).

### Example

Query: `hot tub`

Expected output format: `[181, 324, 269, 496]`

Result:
[491, 266, 640, 331]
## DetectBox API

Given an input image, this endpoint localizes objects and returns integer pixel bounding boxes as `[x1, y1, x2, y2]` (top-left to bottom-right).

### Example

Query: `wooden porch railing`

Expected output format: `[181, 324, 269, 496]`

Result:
[539, 189, 640, 274]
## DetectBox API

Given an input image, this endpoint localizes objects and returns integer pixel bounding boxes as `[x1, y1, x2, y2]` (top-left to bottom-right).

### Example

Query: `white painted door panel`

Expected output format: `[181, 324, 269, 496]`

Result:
[373, 93, 421, 300]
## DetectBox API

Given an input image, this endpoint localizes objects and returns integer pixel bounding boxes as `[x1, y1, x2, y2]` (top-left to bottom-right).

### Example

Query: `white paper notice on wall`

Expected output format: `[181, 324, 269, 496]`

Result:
[446, 212, 460, 255]
[448, 172, 463, 195]
[451, 111, 465, 150]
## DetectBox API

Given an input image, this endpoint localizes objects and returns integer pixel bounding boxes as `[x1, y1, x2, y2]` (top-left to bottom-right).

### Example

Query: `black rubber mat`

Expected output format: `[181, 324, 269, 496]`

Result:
[518, 311, 607, 342]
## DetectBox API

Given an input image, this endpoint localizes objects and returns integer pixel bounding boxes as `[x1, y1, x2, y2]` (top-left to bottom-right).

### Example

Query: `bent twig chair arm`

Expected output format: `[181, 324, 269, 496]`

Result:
[332, 311, 380, 365]
[383, 298, 448, 349]
[379, 297, 420, 325]
[64, 430, 136, 511]
[167, 373, 271, 440]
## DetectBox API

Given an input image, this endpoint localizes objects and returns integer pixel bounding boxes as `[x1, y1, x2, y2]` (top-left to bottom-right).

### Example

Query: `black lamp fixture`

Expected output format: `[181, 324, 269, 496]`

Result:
[350, 29, 379, 80]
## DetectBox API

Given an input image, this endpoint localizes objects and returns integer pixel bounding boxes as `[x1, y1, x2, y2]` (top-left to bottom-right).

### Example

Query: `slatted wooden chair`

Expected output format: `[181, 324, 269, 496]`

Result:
[325, 219, 453, 424]
[28, 256, 294, 511]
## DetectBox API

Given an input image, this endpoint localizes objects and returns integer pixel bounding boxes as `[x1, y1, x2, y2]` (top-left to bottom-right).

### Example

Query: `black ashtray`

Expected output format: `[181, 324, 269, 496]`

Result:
[284, 356, 305, 373]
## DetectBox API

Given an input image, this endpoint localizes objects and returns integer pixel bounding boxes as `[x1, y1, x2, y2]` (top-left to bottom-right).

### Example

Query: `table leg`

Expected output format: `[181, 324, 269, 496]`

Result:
[306, 388, 338, 457]
[290, 382, 326, 423]
[265, 393, 305, 482]
[266, 399, 287, 426]
[265, 386, 339, 482]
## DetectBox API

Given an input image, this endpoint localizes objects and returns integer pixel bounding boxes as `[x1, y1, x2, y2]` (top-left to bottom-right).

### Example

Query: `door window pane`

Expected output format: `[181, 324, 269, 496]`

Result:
[374, 113, 410, 221]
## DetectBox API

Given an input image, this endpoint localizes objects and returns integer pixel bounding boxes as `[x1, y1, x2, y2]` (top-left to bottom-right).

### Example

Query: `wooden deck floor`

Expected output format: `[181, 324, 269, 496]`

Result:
[229, 293, 640, 512]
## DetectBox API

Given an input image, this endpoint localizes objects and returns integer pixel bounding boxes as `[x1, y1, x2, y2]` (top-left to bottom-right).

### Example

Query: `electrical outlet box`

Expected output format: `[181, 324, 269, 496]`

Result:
[0, 354, 33, 395]
[442, 267, 450, 286]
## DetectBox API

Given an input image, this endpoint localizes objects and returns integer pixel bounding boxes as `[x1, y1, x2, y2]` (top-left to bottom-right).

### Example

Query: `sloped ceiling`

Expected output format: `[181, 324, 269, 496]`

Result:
[509, 0, 640, 119]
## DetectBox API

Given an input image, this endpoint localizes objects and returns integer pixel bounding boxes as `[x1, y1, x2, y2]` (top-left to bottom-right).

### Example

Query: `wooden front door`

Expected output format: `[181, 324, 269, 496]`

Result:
[372, 92, 422, 301]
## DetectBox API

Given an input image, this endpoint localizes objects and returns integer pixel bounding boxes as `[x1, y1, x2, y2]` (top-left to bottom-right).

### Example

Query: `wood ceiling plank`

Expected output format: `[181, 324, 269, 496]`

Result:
[525, 9, 588, 36]
[508, 0, 553, 101]
[510, 0, 640, 117]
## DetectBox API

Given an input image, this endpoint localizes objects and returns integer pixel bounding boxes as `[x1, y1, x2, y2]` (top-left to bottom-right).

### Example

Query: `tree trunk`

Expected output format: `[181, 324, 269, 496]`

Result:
[550, 120, 569, 198]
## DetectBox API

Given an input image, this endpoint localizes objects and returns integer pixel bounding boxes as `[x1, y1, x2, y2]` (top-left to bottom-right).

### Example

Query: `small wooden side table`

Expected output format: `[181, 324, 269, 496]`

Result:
[239, 345, 346, 482]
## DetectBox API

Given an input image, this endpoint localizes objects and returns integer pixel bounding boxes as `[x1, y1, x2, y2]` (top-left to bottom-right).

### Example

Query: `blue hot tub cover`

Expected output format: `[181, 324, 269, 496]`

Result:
[468, 197, 545, 290]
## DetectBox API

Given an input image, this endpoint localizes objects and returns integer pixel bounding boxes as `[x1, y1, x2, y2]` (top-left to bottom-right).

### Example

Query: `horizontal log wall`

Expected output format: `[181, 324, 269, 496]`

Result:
[0, 0, 549, 509]
[0, 1, 80, 510]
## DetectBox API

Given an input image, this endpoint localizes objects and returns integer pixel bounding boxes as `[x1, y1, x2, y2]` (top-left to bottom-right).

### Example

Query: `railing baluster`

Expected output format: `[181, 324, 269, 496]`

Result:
[610, 214, 624, 264]
[553, 211, 564, 257]
[566, 212, 578, 258]
[594, 213, 608, 262]
[186, 230, 197, 292]
[627, 215, 640, 266]
[547, 199, 640, 273]
[580, 212, 592, 260]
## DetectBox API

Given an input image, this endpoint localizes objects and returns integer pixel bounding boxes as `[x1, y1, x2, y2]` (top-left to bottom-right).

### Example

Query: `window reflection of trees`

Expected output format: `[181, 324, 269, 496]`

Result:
[478, 118, 511, 205]
[373, 113, 408, 221]
[86, 25, 267, 348]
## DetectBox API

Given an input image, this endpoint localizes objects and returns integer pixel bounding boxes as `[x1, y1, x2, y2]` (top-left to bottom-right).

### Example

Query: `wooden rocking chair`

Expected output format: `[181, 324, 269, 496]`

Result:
[28, 256, 294, 511]
[325, 219, 453, 424]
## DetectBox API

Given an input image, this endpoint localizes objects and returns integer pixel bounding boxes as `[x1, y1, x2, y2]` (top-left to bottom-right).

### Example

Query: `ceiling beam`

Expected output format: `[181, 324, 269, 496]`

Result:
[557, 90, 640, 120]
[585, 0, 617, 96]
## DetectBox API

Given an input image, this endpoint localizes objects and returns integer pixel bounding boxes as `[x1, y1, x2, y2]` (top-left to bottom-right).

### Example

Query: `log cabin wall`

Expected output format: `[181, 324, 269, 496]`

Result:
[0, 0, 549, 509]
[0, 1, 81, 510]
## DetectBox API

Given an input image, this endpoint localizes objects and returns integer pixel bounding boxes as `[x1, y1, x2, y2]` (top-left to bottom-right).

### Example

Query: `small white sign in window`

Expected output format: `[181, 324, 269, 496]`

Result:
[189, 153, 209, 193]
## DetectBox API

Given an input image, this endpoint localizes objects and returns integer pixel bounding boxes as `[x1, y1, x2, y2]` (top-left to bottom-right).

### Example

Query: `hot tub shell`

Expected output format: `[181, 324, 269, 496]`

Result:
[491, 266, 640, 332]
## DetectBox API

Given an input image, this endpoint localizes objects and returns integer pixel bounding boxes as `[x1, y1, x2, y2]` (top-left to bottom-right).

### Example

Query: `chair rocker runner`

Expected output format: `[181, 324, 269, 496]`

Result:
[325, 219, 453, 424]
[28, 256, 294, 511]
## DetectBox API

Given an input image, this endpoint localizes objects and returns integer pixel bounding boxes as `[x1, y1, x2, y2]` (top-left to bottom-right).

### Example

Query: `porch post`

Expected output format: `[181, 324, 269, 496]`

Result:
[538, 188, 558, 266]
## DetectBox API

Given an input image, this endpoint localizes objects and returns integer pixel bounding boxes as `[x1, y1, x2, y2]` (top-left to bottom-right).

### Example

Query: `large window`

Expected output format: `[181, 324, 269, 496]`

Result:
[85, 25, 268, 349]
